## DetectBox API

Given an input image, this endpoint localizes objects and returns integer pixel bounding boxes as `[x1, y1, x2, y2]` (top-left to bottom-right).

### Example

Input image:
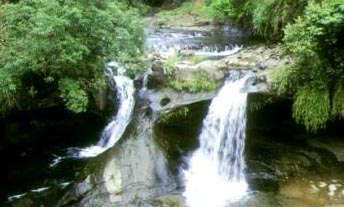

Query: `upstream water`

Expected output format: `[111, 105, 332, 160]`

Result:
[145, 26, 248, 57]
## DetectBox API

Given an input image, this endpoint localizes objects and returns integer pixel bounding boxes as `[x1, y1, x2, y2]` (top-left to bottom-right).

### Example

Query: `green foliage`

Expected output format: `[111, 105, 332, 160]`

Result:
[189, 55, 205, 65]
[247, 94, 277, 112]
[159, 1, 206, 16]
[208, 0, 307, 39]
[270, 66, 295, 95]
[157, 1, 210, 25]
[251, 0, 308, 39]
[58, 79, 88, 113]
[163, 53, 216, 93]
[275, 0, 344, 131]
[0, 0, 144, 113]
[207, 0, 249, 22]
[292, 86, 331, 132]
[164, 55, 181, 75]
[158, 106, 189, 125]
[168, 72, 217, 93]
[332, 80, 344, 118]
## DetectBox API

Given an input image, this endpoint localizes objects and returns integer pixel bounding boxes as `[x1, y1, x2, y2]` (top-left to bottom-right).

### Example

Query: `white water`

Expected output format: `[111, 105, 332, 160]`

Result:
[183, 75, 249, 207]
[69, 62, 135, 158]
[7, 182, 70, 202]
[150, 43, 242, 58]
[146, 29, 243, 58]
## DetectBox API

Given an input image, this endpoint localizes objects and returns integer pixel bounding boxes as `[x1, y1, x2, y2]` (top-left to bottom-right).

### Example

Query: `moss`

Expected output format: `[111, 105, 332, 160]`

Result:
[156, 1, 211, 26]
[167, 72, 217, 93]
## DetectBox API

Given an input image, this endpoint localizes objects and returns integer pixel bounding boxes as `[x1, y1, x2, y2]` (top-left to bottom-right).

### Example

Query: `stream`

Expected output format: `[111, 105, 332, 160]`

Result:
[1, 25, 344, 207]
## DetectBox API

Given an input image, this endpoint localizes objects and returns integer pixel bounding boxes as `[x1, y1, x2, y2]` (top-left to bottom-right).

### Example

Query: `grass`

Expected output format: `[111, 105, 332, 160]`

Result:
[189, 55, 205, 65]
[157, 0, 211, 26]
[167, 72, 217, 93]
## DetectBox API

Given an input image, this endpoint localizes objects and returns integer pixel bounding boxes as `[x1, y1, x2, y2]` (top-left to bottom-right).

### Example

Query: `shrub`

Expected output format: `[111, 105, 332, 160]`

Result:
[0, 0, 145, 113]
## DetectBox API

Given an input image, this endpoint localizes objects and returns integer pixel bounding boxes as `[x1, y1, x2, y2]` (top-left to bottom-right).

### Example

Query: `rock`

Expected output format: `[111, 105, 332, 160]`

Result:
[308, 139, 344, 162]
[148, 44, 290, 93]
[103, 160, 123, 203]
[58, 116, 177, 207]
[319, 182, 327, 188]
[12, 198, 34, 207]
[147, 73, 165, 89]
[179, 50, 195, 57]
[329, 184, 337, 197]
[279, 179, 332, 205]
[173, 59, 226, 84]
[151, 54, 165, 73]
[143, 88, 214, 113]
[156, 195, 186, 207]
[310, 184, 320, 193]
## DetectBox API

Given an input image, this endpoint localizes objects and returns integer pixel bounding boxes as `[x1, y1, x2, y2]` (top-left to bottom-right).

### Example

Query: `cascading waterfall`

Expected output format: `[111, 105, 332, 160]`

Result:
[146, 29, 243, 57]
[67, 62, 135, 158]
[183, 74, 249, 207]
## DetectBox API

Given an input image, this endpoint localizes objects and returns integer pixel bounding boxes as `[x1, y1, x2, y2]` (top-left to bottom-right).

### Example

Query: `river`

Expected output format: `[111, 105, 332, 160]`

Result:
[1, 25, 344, 207]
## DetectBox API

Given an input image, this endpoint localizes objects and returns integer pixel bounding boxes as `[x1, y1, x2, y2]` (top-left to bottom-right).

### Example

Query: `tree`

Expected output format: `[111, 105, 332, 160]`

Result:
[278, 0, 344, 132]
[0, 0, 145, 113]
[207, 0, 308, 40]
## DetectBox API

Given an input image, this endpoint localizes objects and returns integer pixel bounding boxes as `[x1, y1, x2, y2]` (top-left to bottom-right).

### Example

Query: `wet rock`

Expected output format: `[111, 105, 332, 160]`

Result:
[151, 55, 165, 73]
[174, 60, 226, 83]
[147, 73, 165, 89]
[308, 139, 344, 162]
[58, 117, 177, 207]
[11, 198, 34, 207]
[103, 160, 123, 203]
[160, 97, 171, 107]
[179, 50, 195, 57]
[319, 182, 327, 188]
[142, 88, 214, 113]
[280, 179, 344, 205]
[147, 54, 167, 88]
[167, 45, 289, 93]
[155, 195, 186, 207]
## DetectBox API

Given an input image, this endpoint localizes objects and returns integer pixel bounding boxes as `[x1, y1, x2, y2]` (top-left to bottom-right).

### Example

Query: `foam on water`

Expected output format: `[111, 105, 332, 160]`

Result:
[183, 75, 249, 207]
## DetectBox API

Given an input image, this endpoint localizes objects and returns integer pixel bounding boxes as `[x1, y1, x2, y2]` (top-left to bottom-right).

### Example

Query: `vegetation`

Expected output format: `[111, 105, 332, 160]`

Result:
[1, 0, 343, 132]
[157, 106, 189, 125]
[0, 0, 144, 114]
[189, 55, 205, 65]
[163, 54, 217, 93]
[164, 55, 181, 75]
[280, 0, 344, 132]
[207, 0, 308, 40]
[204, 0, 343, 131]
[167, 72, 217, 93]
[157, 0, 211, 26]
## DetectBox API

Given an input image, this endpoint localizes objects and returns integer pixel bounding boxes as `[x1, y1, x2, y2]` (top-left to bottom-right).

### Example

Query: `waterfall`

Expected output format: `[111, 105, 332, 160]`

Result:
[67, 62, 135, 158]
[183, 74, 249, 207]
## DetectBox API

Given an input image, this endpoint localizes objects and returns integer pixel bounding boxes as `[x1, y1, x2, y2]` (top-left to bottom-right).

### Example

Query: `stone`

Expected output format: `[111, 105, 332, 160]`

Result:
[155, 195, 186, 207]
[310, 184, 320, 193]
[152, 61, 164, 72]
[103, 159, 123, 202]
[179, 50, 195, 57]
[329, 184, 337, 197]
[318, 182, 327, 188]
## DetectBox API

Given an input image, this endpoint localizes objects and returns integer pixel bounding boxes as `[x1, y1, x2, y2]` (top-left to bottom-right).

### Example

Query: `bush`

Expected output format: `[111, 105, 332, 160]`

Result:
[208, 0, 307, 40]
[275, 0, 344, 131]
[0, 0, 145, 113]
[168, 72, 217, 93]
[292, 86, 331, 132]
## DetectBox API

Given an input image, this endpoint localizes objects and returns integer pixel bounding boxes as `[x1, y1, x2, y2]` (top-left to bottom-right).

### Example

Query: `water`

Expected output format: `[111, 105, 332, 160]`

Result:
[183, 74, 249, 207]
[67, 62, 135, 158]
[146, 28, 246, 57]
